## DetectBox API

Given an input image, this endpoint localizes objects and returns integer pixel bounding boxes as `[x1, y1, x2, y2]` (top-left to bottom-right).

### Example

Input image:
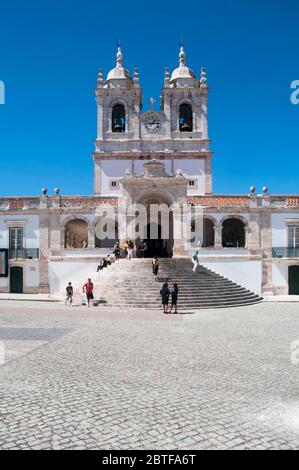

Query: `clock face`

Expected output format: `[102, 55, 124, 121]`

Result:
[144, 114, 162, 133]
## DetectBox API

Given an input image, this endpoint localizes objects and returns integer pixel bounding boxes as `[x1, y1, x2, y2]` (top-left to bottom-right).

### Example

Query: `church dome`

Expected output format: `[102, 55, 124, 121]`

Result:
[106, 47, 132, 81]
[170, 47, 196, 82]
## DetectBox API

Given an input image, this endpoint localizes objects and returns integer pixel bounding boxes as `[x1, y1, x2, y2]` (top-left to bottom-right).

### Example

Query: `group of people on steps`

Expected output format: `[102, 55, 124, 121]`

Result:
[65, 247, 201, 312]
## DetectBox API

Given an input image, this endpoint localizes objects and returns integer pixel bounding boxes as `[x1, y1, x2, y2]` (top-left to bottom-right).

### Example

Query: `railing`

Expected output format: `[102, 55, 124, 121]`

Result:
[9, 249, 40, 260]
[272, 247, 299, 258]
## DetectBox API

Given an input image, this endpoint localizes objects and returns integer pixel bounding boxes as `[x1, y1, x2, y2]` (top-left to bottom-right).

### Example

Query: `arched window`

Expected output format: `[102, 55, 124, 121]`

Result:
[222, 218, 246, 248]
[112, 104, 126, 133]
[179, 103, 193, 132]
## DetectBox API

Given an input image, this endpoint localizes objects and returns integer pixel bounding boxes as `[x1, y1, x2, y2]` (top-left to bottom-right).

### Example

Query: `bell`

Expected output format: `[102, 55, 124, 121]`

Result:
[114, 123, 124, 132]
[180, 121, 192, 132]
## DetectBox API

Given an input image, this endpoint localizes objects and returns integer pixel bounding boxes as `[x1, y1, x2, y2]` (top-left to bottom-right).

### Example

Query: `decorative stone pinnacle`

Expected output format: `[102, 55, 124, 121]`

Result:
[200, 67, 207, 86]
[97, 68, 103, 85]
[179, 46, 186, 67]
[116, 46, 123, 67]
[134, 68, 139, 82]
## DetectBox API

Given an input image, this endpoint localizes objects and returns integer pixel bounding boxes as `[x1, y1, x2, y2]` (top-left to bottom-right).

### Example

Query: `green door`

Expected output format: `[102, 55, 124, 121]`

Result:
[289, 266, 299, 295]
[10, 267, 23, 293]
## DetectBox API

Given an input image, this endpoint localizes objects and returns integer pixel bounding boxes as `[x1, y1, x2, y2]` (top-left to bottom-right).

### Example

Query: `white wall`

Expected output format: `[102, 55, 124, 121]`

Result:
[174, 159, 205, 196]
[0, 277, 8, 288]
[272, 213, 299, 247]
[0, 215, 39, 249]
[272, 263, 287, 290]
[49, 260, 99, 295]
[25, 263, 40, 287]
[201, 260, 262, 295]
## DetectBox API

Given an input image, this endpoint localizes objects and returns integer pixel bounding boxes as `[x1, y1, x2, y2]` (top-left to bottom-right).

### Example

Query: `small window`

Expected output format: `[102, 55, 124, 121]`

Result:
[179, 103, 193, 132]
[188, 179, 198, 189]
[288, 226, 299, 248]
[109, 179, 120, 190]
[112, 104, 126, 133]
[9, 227, 23, 250]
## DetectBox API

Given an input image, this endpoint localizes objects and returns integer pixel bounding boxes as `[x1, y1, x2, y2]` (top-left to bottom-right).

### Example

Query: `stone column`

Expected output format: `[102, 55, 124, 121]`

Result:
[88, 226, 95, 249]
[172, 204, 189, 257]
[94, 160, 102, 195]
[214, 224, 222, 249]
[204, 157, 212, 195]
[261, 211, 273, 295]
[248, 213, 261, 256]
[50, 212, 62, 257]
[39, 215, 50, 293]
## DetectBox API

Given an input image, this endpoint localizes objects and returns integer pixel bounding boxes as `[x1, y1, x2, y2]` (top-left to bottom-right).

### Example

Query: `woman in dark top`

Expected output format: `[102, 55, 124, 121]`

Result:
[170, 283, 179, 314]
[160, 283, 170, 314]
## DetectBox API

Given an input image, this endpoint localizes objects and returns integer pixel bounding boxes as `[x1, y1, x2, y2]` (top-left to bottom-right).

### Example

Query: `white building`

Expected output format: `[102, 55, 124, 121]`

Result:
[0, 47, 299, 299]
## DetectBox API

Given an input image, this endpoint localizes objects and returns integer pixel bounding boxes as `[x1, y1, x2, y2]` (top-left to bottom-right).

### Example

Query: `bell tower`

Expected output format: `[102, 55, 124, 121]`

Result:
[161, 46, 210, 145]
[93, 46, 212, 196]
[95, 47, 142, 142]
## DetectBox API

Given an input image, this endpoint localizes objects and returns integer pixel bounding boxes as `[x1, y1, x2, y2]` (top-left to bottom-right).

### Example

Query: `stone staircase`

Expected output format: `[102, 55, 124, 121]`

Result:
[77, 258, 262, 309]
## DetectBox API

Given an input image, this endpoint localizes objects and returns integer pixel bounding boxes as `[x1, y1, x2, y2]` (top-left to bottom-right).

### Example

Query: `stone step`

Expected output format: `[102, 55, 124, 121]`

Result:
[61, 260, 262, 309]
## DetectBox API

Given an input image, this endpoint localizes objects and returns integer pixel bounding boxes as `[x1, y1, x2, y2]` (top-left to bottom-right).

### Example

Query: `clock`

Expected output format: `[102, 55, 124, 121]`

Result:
[144, 114, 162, 133]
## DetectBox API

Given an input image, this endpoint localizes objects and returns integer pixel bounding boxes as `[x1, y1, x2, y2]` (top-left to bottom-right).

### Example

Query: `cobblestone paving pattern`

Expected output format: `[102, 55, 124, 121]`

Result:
[0, 300, 298, 450]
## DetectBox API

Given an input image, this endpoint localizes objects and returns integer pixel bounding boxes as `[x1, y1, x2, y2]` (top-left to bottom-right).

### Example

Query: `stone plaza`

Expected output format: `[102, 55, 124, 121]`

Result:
[0, 300, 299, 450]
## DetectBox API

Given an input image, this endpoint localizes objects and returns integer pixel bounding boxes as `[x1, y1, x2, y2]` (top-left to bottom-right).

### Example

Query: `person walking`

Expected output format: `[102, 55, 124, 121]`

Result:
[83, 278, 94, 307]
[160, 282, 170, 314]
[65, 282, 73, 306]
[113, 241, 120, 260]
[192, 250, 199, 272]
[169, 283, 179, 314]
[152, 256, 159, 281]
[139, 240, 147, 258]
[127, 240, 134, 261]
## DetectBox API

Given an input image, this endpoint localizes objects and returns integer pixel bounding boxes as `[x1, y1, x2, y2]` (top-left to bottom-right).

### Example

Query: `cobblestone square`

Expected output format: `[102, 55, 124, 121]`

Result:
[0, 300, 299, 450]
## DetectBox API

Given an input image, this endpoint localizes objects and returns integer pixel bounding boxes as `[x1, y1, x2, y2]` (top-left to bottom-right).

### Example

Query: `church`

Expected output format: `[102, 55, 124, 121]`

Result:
[0, 47, 299, 301]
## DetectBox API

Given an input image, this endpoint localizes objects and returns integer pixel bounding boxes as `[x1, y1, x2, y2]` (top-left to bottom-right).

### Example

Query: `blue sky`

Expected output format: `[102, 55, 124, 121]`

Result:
[0, 0, 298, 196]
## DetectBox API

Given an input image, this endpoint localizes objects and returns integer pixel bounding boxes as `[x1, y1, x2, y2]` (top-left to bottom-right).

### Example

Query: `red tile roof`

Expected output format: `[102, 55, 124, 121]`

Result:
[187, 196, 249, 207]
[9, 199, 24, 210]
[286, 198, 299, 207]
[60, 197, 118, 208]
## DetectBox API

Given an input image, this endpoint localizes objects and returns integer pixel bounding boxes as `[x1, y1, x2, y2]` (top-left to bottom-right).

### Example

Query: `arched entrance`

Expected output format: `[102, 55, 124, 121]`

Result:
[136, 193, 174, 258]
[10, 266, 23, 293]
[289, 266, 299, 295]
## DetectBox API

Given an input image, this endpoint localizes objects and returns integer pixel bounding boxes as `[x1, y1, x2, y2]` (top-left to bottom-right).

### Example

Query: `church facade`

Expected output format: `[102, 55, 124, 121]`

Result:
[1, 47, 299, 298]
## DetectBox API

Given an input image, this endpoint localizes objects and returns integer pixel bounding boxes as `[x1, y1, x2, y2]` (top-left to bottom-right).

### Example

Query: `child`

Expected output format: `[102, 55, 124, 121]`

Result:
[65, 282, 73, 306]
